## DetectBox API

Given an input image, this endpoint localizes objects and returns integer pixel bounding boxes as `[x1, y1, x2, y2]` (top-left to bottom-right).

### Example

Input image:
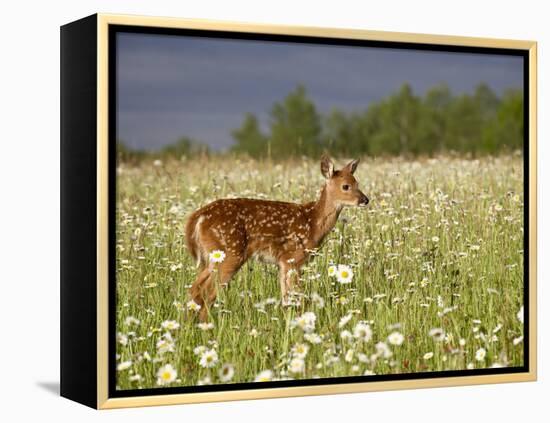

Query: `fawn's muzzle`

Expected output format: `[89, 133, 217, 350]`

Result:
[358, 194, 369, 206]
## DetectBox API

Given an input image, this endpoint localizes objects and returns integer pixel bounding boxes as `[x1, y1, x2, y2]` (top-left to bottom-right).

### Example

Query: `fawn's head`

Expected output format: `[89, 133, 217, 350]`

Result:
[320, 155, 369, 208]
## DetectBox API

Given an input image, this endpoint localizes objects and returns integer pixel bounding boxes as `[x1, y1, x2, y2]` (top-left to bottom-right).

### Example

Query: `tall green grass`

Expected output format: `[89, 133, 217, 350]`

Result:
[115, 154, 524, 390]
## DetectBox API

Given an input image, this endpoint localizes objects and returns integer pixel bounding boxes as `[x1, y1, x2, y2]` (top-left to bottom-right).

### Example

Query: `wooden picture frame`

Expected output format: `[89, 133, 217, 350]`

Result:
[60, 13, 537, 409]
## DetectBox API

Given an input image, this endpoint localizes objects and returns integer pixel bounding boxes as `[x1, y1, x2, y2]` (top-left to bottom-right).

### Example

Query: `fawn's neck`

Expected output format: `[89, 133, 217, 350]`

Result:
[307, 185, 342, 247]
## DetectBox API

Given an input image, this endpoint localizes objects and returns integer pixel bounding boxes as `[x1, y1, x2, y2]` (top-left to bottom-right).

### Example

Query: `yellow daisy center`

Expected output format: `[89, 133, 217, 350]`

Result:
[341, 271, 348, 278]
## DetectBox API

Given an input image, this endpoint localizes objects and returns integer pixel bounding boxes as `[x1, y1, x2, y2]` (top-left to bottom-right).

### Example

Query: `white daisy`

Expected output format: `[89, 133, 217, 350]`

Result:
[219, 363, 235, 382]
[339, 313, 353, 328]
[513, 336, 523, 345]
[124, 316, 140, 326]
[340, 330, 353, 342]
[254, 370, 274, 382]
[336, 265, 354, 284]
[156, 335, 175, 355]
[117, 332, 128, 346]
[292, 311, 317, 333]
[156, 364, 177, 386]
[429, 328, 445, 342]
[209, 250, 226, 263]
[311, 292, 325, 308]
[387, 331, 404, 346]
[304, 333, 322, 344]
[328, 265, 338, 277]
[186, 300, 202, 312]
[375, 342, 392, 358]
[197, 322, 215, 331]
[117, 360, 132, 371]
[353, 322, 373, 343]
[161, 320, 180, 331]
[199, 349, 219, 368]
[357, 353, 370, 363]
[475, 347, 486, 362]
[291, 343, 310, 359]
[193, 345, 207, 356]
[289, 357, 305, 374]
[517, 306, 524, 324]
[197, 376, 212, 386]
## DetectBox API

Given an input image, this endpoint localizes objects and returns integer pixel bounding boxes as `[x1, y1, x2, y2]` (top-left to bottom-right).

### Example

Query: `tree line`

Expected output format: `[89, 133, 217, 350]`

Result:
[118, 82, 523, 161]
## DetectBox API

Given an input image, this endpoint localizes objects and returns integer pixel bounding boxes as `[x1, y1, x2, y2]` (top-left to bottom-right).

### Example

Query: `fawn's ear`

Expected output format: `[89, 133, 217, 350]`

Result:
[320, 155, 335, 179]
[343, 158, 360, 175]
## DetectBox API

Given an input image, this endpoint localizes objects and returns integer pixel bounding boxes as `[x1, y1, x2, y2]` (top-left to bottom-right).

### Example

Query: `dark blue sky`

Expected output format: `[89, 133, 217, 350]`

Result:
[116, 32, 523, 151]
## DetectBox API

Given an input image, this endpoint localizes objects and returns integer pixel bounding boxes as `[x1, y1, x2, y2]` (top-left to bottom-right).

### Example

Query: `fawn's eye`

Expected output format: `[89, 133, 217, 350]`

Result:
[342, 184, 350, 191]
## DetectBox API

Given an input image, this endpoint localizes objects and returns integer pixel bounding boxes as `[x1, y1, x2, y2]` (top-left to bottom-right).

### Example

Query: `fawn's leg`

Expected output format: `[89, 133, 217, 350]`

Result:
[278, 263, 290, 305]
[191, 256, 243, 321]
[278, 262, 302, 306]
[278, 251, 307, 305]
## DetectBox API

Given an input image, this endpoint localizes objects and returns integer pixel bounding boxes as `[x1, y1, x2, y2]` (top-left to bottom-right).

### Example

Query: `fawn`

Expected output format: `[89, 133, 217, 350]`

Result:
[185, 155, 369, 320]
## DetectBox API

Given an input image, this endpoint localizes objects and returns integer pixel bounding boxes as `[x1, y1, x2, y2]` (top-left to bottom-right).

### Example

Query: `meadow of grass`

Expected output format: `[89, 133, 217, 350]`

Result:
[115, 154, 525, 390]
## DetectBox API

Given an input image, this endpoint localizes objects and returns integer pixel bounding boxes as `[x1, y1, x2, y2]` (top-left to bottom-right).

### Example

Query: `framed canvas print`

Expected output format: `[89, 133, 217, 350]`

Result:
[60, 13, 537, 409]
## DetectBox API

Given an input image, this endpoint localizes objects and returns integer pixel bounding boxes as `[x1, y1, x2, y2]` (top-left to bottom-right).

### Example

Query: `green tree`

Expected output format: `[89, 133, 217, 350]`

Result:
[417, 84, 453, 154]
[368, 84, 421, 155]
[269, 85, 322, 158]
[231, 113, 267, 158]
[483, 89, 523, 152]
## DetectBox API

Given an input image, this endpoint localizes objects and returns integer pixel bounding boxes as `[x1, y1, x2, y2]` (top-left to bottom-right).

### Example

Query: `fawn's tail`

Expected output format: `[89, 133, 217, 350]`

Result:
[185, 212, 204, 267]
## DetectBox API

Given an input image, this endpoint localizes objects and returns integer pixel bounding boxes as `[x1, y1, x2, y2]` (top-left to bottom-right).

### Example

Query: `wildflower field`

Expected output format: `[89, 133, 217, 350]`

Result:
[115, 154, 525, 390]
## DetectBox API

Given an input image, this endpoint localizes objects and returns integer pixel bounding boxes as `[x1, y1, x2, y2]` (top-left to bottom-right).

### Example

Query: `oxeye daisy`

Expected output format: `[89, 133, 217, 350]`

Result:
[209, 250, 226, 263]
[289, 357, 305, 374]
[124, 316, 140, 326]
[291, 311, 317, 333]
[161, 320, 180, 331]
[429, 328, 445, 342]
[199, 349, 219, 368]
[375, 342, 392, 358]
[156, 336, 175, 355]
[475, 347, 487, 362]
[304, 333, 322, 344]
[156, 364, 177, 386]
[197, 322, 215, 331]
[336, 265, 353, 284]
[344, 349, 355, 363]
[328, 265, 337, 277]
[517, 306, 524, 324]
[311, 292, 325, 308]
[291, 343, 309, 359]
[387, 331, 404, 346]
[117, 360, 132, 371]
[219, 363, 235, 382]
[117, 332, 128, 346]
[353, 322, 372, 342]
[193, 345, 207, 356]
[339, 313, 353, 328]
[186, 300, 202, 312]
[254, 370, 274, 382]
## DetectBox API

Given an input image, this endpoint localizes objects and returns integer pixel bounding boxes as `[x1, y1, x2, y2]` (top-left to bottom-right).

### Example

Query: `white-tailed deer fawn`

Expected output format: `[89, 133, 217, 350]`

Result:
[185, 156, 369, 320]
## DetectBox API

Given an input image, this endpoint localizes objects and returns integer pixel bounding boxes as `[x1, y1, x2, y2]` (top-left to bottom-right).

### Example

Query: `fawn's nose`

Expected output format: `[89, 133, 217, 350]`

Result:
[359, 195, 369, 206]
